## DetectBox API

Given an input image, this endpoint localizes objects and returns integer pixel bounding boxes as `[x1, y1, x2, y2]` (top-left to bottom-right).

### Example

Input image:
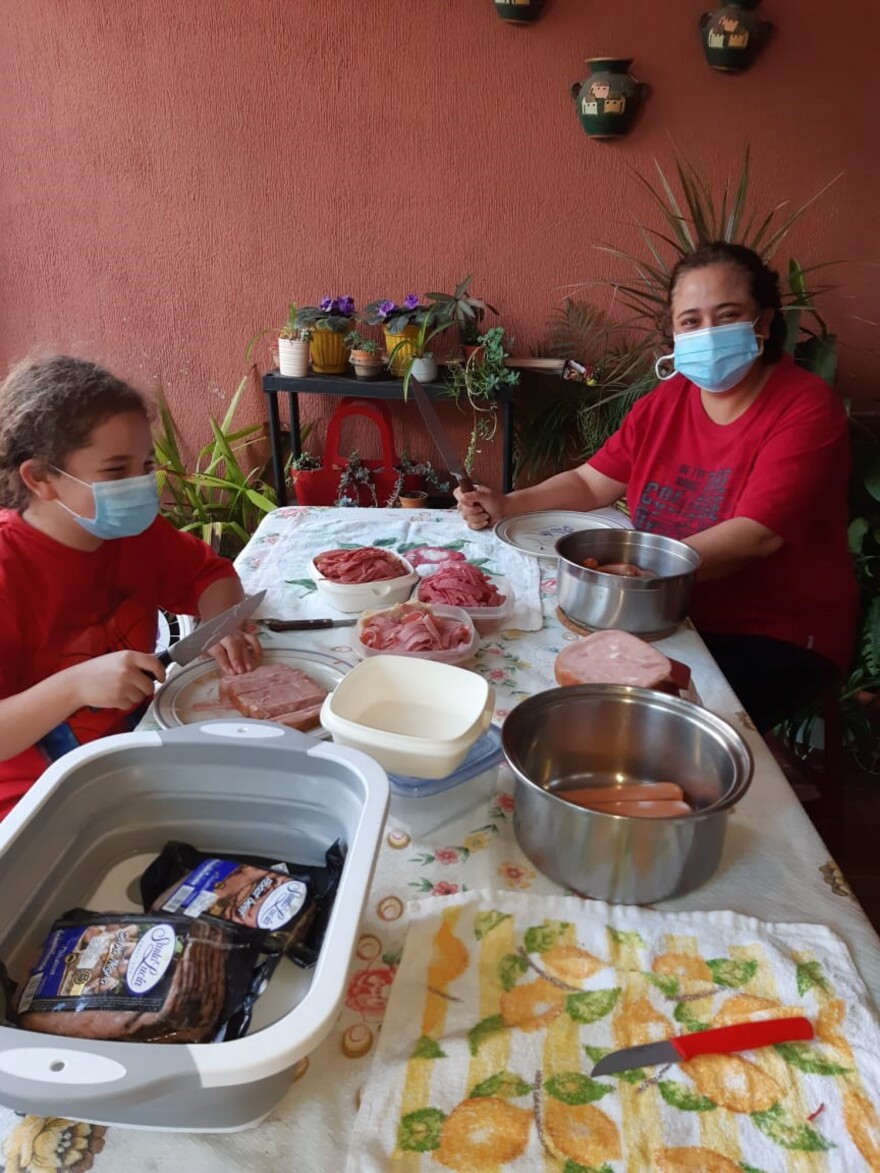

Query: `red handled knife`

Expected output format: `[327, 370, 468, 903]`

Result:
[590, 1016, 814, 1077]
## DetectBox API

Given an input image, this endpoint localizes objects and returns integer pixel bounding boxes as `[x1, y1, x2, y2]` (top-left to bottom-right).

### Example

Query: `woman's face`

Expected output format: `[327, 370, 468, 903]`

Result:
[670, 261, 771, 338]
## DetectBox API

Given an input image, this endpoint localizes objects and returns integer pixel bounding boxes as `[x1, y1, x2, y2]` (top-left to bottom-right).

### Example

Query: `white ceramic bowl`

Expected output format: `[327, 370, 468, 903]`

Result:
[307, 551, 419, 614]
[320, 655, 495, 778]
[355, 602, 479, 665]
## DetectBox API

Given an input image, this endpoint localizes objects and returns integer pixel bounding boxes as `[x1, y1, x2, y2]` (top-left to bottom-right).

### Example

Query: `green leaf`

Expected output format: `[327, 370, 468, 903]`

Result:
[468, 1014, 506, 1057]
[563, 1164, 615, 1173]
[411, 1035, 446, 1060]
[751, 1102, 835, 1151]
[565, 987, 620, 1024]
[608, 927, 645, 949]
[469, 1070, 533, 1099]
[474, 910, 510, 941]
[773, 1041, 850, 1076]
[673, 1001, 710, 1033]
[397, 1107, 446, 1152]
[647, 973, 680, 998]
[524, 919, 571, 954]
[796, 960, 830, 997]
[498, 952, 529, 992]
[740, 1165, 767, 1173]
[284, 578, 318, 591]
[707, 958, 758, 988]
[544, 1072, 615, 1106]
[658, 1080, 717, 1111]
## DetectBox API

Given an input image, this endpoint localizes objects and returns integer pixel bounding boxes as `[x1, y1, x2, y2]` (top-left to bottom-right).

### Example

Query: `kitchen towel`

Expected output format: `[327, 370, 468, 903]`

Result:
[236, 506, 543, 632]
[346, 889, 880, 1171]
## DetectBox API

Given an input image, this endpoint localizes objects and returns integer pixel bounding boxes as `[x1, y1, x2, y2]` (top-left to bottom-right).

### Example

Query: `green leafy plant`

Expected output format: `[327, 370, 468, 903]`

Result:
[389, 454, 451, 503]
[289, 450, 322, 472]
[426, 274, 498, 346]
[397, 304, 456, 399]
[153, 377, 277, 558]
[345, 331, 382, 357]
[445, 327, 520, 474]
[244, 303, 311, 361]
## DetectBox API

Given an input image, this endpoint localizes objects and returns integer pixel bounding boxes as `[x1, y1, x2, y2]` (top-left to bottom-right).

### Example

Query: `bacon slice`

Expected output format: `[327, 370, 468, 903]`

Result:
[314, 547, 408, 584]
[418, 561, 506, 608]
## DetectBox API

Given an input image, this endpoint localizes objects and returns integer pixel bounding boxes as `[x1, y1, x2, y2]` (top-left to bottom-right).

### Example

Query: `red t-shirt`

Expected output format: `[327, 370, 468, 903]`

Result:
[589, 356, 858, 673]
[0, 513, 236, 815]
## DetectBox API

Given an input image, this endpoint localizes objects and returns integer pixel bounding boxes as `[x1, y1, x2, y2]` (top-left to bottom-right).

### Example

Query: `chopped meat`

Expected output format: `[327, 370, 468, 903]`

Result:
[314, 546, 409, 584]
[273, 703, 324, 731]
[418, 561, 506, 609]
[360, 601, 471, 654]
[581, 558, 656, 579]
[220, 664, 328, 723]
[555, 630, 673, 689]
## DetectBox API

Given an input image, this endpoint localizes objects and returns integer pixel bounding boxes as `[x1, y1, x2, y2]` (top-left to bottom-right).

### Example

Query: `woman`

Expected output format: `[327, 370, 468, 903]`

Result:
[456, 242, 858, 731]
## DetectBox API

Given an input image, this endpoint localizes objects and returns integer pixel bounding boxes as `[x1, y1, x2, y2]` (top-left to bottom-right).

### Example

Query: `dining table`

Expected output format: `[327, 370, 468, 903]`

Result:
[1, 504, 878, 1173]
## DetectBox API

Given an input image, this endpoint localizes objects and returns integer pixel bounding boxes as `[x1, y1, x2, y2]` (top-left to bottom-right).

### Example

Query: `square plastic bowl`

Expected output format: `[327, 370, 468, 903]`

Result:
[320, 655, 495, 778]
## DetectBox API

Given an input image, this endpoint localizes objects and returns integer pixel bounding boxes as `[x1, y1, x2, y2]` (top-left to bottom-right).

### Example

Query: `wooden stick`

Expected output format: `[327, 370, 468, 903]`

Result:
[503, 357, 565, 372]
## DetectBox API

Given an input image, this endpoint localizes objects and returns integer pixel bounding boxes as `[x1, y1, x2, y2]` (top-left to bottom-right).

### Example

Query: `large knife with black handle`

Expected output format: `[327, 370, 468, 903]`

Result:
[410, 379, 475, 494]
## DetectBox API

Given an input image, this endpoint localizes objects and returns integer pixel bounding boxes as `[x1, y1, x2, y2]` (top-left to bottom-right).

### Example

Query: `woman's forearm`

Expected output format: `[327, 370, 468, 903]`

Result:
[684, 517, 783, 581]
[503, 467, 624, 518]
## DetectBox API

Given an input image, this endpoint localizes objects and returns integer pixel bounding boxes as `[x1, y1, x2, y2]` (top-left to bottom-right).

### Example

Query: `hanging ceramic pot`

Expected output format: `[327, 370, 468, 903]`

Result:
[571, 59, 650, 140]
[493, 0, 543, 23]
[699, 1, 773, 72]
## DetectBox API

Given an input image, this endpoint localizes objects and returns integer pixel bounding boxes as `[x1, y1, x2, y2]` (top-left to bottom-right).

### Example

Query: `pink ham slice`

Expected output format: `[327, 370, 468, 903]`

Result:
[418, 561, 506, 608]
[219, 665, 328, 723]
[314, 547, 408, 584]
[554, 629, 672, 689]
[360, 602, 470, 653]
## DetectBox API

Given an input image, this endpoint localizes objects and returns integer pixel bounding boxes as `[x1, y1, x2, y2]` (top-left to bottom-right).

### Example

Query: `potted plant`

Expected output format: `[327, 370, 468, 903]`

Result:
[390, 455, 452, 506]
[426, 274, 498, 362]
[398, 304, 455, 397]
[346, 331, 385, 380]
[445, 327, 520, 474]
[296, 296, 357, 374]
[363, 294, 433, 377]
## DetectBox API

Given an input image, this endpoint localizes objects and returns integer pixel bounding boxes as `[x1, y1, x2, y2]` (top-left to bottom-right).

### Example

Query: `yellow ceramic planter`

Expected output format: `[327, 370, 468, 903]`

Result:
[384, 325, 420, 377]
[310, 328, 348, 374]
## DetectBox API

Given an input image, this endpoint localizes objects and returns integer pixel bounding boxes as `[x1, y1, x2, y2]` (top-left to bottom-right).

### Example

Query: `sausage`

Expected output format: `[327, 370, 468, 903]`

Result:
[558, 783, 686, 805]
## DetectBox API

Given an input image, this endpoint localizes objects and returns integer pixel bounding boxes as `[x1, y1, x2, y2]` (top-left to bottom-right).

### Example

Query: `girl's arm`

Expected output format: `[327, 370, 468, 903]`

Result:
[196, 575, 263, 675]
[684, 516, 783, 580]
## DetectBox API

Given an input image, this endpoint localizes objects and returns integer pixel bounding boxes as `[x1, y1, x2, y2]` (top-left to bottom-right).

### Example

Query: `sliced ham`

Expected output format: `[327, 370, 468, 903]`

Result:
[418, 561, 506, 609]
[555, 630, 672, 689]
[360, 602, 471, 654]
[559, 782, 686, 805]
[220, 665, 328, 724]
[314, 547, 408, 584]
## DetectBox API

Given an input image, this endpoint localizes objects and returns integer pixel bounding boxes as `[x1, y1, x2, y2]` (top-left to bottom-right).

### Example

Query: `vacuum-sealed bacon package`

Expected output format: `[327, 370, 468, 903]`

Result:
[11, 911, 268, 1044]
[139, 839, 345, 968]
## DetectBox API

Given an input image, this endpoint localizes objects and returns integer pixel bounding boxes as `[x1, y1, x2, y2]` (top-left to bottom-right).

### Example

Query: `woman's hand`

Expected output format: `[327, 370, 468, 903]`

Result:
[454, 484, 507, 530]
[208, 625, 263, 675]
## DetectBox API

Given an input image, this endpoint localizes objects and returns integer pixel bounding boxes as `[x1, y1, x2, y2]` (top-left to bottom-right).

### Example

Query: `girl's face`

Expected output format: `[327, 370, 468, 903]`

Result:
[670, 262, 772, 338]
[53, 411, 155, 520]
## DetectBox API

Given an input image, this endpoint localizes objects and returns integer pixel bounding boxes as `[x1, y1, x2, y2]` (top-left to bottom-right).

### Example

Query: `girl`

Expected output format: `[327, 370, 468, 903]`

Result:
[0, 354, 262, 817]
[457, 243, 858, 731]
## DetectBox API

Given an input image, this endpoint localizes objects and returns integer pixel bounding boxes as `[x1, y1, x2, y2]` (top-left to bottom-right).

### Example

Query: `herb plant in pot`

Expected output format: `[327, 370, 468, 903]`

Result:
[346, 331, 385, 380]
[276, 305, 312, 377]
[426, 274, 498, 363]
[446, 327, 520, 474]
[363, 294, 432, 377]
[296, 296, 357, 374]
[399, 304, 455, 397]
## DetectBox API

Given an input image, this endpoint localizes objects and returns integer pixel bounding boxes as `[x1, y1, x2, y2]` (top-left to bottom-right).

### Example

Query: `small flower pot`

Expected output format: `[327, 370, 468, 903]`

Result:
[410, 355, 439, 384]
[571, 58, 650, 140]
[463, 344, 485, 365]
[398, 490, 429, 509]
[494, 0, 543, 22]
[384, 325, 421, 377]
[310, 328, 348, 374]
[350, 351, 385, 380]
[278, 338, 310, 378]
[699, 2, 772, 72]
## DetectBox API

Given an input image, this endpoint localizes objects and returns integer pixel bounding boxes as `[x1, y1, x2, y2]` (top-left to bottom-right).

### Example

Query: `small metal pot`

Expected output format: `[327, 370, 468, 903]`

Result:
[556, 529, 700, 639]
[501, 684, 753, 904]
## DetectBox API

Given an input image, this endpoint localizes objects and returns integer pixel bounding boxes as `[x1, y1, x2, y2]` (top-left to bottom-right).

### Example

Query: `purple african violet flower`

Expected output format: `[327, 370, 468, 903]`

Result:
[338, 296, 355, 316]
[377, 299, 396, 318]
[403, 294, 420, 310]
[319, 296, 334, 311]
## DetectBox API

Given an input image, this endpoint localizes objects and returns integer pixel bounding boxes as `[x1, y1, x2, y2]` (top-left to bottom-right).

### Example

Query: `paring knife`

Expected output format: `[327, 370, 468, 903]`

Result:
[158, 590, 267, 668]
[590, 1016, 814, 1077]
[410, 378, 475, 494]
[261, 618, 357, 632]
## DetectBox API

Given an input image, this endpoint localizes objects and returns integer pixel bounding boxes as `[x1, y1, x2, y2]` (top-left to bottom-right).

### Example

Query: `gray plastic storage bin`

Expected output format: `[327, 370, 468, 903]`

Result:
[0, 721, 389, 1131]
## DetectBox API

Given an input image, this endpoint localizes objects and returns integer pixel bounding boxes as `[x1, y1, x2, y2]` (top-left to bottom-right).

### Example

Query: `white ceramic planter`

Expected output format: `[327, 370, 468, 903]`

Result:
[410, 355, 438, 383]
[278, 338, 310, 378]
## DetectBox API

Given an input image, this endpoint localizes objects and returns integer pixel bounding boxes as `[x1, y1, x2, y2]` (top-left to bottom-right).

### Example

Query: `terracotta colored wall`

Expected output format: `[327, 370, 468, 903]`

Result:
[1, 1, 876, 487]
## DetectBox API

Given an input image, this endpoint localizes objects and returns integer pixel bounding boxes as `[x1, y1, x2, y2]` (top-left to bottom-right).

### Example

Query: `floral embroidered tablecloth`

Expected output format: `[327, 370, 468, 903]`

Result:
[1, 506, 878, 1173]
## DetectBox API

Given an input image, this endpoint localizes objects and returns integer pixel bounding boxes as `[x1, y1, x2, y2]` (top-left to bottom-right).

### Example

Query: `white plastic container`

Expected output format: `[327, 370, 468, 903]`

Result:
[355, 602, 478, 665]
[320, 655, 495, 778]
[416, 571, 513, 630]
[0, 722, 388, 1131]
[307, 552, 418, 614]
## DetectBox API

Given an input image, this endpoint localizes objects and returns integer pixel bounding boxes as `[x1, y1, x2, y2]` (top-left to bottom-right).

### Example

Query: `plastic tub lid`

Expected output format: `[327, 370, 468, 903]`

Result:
[387, 724, 503, 797]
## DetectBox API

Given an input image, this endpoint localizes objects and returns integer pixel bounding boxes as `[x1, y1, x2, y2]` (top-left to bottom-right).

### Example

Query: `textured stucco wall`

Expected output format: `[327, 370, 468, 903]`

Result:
[1, 1, 876, 484]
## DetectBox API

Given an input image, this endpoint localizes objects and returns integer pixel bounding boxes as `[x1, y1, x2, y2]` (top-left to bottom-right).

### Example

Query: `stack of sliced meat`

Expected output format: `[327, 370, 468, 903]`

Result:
[219, 664, 327, 730]
[314, 547, 409, 583]
[360, 602, 471, 655]
[418, 561, 506, 608]
[555, 629, 673, 689]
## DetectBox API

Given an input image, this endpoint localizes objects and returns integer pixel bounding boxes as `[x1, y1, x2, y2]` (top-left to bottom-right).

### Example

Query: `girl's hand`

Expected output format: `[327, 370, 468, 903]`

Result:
[70, 650, 164, 710]
[454, 484, 505, 530]
[208, 626, 263, 675]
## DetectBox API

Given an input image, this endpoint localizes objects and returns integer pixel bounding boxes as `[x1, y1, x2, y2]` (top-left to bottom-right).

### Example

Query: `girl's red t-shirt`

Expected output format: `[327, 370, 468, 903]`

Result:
[589, 356, 858, 673]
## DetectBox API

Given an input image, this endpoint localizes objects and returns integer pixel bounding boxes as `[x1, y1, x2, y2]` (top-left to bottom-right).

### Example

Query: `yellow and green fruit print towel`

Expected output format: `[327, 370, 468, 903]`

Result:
[345, 890, 880, 1172]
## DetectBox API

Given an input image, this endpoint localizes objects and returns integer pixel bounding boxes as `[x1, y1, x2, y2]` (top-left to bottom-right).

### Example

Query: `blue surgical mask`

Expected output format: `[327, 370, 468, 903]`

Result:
[655, 319, 763, 393]
[52, 468, 158, 539]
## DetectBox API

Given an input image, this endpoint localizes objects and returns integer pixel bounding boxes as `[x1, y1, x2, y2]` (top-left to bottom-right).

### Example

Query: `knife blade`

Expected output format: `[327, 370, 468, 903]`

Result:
[261, 618, 357, 631]
[410, 379, 475, 493]
[158, 590, 267, 668]
[590, 1016, 814, 1077]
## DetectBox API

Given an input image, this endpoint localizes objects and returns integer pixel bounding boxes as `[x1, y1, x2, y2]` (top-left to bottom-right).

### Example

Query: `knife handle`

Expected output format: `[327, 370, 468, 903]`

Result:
[265, 619, 334, 631]
[456, 473, 475, 494]
[672, 1016, 814, 1062]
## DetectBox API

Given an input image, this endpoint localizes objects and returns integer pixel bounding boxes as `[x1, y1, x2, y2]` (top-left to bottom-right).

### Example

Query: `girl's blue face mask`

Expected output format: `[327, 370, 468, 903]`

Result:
[655, 319, 763, 393]
[52, 469, 158, 539]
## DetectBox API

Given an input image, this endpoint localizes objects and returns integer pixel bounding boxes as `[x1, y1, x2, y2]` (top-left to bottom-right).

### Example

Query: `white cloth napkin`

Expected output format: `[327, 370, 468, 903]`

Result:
[235, 507, 543, 631]
[346, 889, 880, 1171]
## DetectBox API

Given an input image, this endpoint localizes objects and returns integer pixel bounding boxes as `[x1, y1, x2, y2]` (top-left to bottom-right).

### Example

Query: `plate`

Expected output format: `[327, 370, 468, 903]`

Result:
[494, 509, 632, 560]
[153, 647, 355, 731]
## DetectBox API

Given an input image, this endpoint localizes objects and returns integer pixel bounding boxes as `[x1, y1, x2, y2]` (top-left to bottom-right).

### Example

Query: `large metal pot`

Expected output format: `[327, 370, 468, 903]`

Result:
[501, 684, 753, 904]
[556, 529, 700, 639]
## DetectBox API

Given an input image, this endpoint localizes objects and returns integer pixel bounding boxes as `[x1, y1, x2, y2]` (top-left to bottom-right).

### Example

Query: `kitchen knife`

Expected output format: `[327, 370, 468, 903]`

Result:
[157, 590, 267, 668]
[261, 618, 357, 631]
[411, 378, 475, 494]
[590, 1016, 814, 1077]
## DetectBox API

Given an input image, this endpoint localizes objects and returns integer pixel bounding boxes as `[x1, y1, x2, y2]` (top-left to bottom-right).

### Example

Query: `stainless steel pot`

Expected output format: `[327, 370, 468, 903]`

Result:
[556, 529, 700, 639]
[501, 684, 753, 904]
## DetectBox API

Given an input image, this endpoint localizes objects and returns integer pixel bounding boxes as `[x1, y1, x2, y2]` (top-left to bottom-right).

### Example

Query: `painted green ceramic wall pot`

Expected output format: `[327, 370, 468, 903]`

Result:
[571, 58, 649, 140]
[699, 1, 773, 72]
[494, 0, 543, 24]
